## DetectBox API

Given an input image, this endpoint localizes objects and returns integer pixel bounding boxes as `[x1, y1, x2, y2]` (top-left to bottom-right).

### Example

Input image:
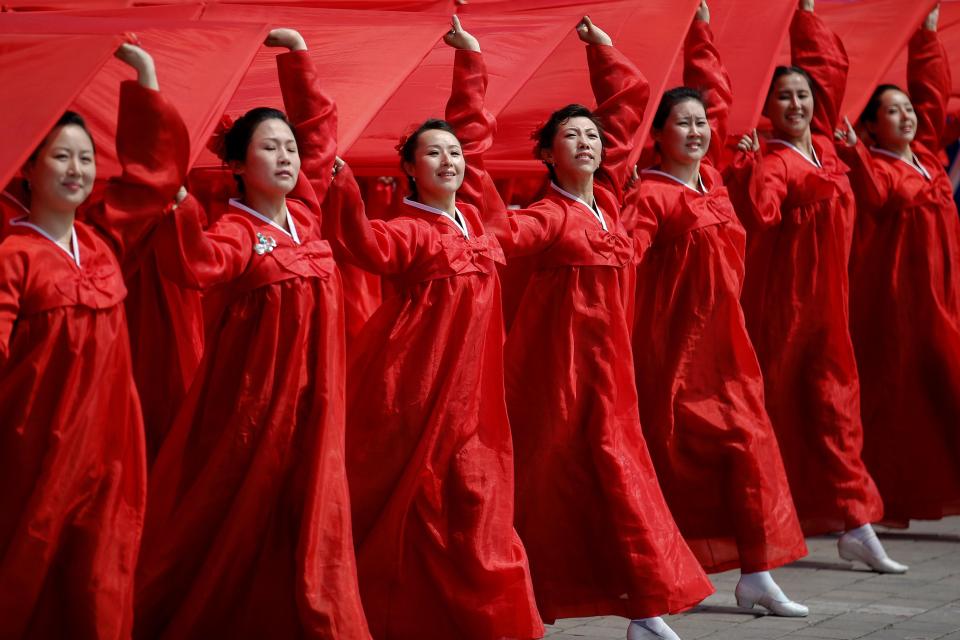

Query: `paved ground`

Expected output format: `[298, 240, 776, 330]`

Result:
[545, 517, 960, 640]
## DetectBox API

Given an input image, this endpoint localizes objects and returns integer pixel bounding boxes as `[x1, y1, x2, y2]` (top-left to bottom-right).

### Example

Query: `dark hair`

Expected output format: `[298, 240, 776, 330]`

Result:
[397, 118, 458, 200]
[860, 84, 906, 124]
[27, 111, 95, 165]
[767, 65, 814, 98]
[532, 104, 608, 183]
[652, 86, 706, 130]
[224, 107, 294, 193]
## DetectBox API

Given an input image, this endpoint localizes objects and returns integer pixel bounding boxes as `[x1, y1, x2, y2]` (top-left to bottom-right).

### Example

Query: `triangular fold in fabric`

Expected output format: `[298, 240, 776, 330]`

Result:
[465, 0, 700, 177]
[662, 0, 795, 135]
[0, 32, 122, 190]
[195, 4, 452, 167]
[345, 11, 573, 174]
[0, 12, 271, 178]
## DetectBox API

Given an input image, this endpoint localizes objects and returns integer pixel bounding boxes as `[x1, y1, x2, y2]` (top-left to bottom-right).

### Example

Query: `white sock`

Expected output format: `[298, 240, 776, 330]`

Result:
[738, 570, 789, 602]
[844, 523, 889, 559]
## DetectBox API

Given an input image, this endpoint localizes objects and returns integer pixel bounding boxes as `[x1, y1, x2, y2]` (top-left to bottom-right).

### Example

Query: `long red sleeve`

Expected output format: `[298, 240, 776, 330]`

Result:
[684, 19, 732, 166]
[445, 49, 499, 216]
[89, 81, 190, 268]
[727, 148, 788, 230]
[908, 27, 951, 154]
[277, 50, 337, 210]
[589, 44, 650, 200]
[791, 9, 848, 137]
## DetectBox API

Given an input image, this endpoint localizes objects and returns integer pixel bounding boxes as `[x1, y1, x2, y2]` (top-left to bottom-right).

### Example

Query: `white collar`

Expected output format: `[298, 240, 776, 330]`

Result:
[869, 146, 932, 181]
[550, 182, 607, 231]
[229, 198, 300, 245]
[10, 216, 80, 266]
[641, 168, 708, 194]
[768, 138, 822, 168]
[402, 197, 469, 238]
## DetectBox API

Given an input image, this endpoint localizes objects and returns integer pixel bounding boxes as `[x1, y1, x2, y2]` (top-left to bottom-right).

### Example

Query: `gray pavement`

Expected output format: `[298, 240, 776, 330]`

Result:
[545, 517, 960, 640]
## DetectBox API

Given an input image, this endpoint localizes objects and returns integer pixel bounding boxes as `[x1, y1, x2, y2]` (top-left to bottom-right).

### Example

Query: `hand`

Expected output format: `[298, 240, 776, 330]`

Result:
[265, 28, 307, 52]
[443, 15, 480, 52]
[924, 4, 939, 31]
[834, 116, 857, 147]
[800, 0, 814, 12]
[696, 0, 710, 24]
[175, 186, 188, 205]
[737, 129, 760, 153]
[332, 156, 346, 179]
[576, 16, 613, 47]
[626, 164, 640, 190]
[115, 42, 158, 90]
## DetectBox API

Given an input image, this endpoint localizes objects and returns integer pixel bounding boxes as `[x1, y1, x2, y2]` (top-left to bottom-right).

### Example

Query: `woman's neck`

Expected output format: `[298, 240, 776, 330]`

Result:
[243, 191, 289, 230]
[28, 205, 75, 252]
[554, 171, 595, 205]
[776, 128, 815, 159]
[877, 140, 913, 161]
[659, 157, 702, 191]
[415, 191, 457, 217]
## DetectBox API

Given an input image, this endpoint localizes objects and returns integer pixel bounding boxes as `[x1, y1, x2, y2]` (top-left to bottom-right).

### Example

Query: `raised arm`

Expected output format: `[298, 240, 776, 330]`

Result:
[684, 1, 733, 165]
[324, 162, 435, 275]
[834, 116, 889, 210]
[581, 16, 651, 199]
[791, 1, 849, 136]
[620, 189, 661, 257]
[443, 17, 498, 213]
[272, 29, 338, 206]
[908, 6, 951, 153]
[92, 43, 190, 267]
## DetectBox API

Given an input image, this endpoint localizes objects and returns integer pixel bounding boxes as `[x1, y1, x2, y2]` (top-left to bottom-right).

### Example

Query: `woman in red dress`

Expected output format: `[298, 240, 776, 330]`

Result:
[0, 43, 187, 639]
[322, 18, 543, 640]
[836, 5, 960, 528]
[623, 1, 808, 617]
[727, 0, 904, 573]
[490, 16, 714, 640]
[133, 29, 370, 639]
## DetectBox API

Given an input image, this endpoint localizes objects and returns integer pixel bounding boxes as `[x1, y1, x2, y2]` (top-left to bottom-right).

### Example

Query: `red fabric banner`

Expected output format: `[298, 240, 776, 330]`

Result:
[194, 4, 451, 165]
[0, 11, 269, 178]
[464, 0, 700, 176]
[882, 1, 960, 115]
[344, 11, 573, 173]
[0, 32, 122, 189]
[663, 0, 795, 135]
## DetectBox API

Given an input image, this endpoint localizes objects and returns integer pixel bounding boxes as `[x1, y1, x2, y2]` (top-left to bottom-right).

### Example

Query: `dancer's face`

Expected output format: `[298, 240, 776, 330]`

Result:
[869, 88, 917, 149]
[25, 124, 96, 213]
[654, 99, 711, 165]
[404, 129, 465, 198]
[766, 73, 814, 141]
[235, 118, 301, 198]
[542, 116, 603, 180]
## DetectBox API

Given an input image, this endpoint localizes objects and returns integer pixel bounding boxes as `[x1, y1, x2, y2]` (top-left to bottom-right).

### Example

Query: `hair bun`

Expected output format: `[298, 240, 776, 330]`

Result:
[207, 113, 236, 161]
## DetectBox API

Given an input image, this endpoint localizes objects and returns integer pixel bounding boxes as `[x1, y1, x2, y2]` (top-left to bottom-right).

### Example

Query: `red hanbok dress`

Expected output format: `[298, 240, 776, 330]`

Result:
[133, 51, 370, 640]
[0, 82, 187, 640]
[623, 20, 806, 574]
[491, 44, 714, 622]
[727, 9, 884, 535]
[839, 28, 960, 526]
[323, 50, 543, 640]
